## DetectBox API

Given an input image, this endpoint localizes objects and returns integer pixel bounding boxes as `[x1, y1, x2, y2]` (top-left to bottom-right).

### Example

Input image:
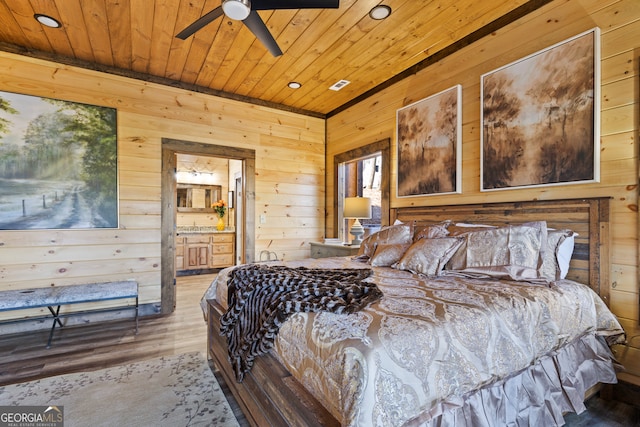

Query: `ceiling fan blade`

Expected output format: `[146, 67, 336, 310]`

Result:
[252, 0, 339, 10]
[176, 7, 225, 40]
[243, 10, 283, 57]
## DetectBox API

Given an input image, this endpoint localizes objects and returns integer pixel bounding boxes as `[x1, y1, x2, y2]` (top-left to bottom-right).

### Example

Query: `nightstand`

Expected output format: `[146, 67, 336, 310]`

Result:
[309, 242, 360, 258]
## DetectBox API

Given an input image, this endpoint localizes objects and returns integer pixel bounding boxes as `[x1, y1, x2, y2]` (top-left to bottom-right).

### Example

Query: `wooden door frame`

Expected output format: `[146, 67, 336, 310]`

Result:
[161, 138, 255, 314]
[234, 173, 243, 265]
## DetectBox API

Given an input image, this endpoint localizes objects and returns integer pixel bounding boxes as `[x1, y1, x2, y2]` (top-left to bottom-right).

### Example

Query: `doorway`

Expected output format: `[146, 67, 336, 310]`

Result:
[160, 138, 255, 314]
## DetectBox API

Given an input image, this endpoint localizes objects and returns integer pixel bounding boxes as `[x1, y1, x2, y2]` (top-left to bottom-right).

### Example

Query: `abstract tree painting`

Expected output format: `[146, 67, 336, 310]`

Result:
[396, 85, 462, 197]
[481, 28, 600, 191]
[0, 91, 118, 230]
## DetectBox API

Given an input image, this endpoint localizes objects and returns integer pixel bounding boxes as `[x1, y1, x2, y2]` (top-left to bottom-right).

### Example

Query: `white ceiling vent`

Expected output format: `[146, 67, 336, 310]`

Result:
[329, 79, 351, 91]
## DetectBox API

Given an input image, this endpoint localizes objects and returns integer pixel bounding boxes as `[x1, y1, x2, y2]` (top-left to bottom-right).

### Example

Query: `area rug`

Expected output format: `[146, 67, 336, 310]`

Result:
[0, 352, 240, 427]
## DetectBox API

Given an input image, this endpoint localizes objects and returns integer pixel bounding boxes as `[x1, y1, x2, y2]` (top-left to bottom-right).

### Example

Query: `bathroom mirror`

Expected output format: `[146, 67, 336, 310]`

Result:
[176, 184, 222, 213]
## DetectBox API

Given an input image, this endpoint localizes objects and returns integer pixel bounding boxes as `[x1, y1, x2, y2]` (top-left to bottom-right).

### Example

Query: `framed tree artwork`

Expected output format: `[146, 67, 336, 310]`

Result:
[396, 85, 462, 197]
[0, 91, 118, 230]
[481, 28, 600, 191]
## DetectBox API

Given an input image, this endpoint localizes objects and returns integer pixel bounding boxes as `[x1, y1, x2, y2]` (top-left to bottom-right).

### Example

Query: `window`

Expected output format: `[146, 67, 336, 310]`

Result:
[338, 154, 382, 241]
[334, 138, 390, 243]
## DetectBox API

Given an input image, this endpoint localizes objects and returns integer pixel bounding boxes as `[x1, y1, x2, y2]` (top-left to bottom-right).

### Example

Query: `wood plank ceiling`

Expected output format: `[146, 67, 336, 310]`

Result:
[0, 0, 548, 117]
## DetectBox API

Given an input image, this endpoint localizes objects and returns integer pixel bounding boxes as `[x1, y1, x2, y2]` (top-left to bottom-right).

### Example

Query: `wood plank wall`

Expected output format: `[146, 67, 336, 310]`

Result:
[0, 52, 325, 320]
[326, 0, 640, 331]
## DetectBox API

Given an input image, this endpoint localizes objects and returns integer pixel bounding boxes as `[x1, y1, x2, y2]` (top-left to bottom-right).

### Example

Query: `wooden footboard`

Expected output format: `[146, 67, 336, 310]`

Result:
[207, 299, 340, 427]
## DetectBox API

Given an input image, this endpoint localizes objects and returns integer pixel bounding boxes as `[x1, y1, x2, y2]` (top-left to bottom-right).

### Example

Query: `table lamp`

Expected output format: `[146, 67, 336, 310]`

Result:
[343, 197, 372, 245]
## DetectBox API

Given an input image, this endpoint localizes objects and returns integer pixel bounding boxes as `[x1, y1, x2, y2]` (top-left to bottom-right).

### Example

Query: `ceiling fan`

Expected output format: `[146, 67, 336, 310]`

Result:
[176, 0, 340, 57]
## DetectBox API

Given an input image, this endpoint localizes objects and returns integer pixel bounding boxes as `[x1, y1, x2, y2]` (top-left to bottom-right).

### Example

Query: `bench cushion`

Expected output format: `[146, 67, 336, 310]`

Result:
[0, 281, 138, 311]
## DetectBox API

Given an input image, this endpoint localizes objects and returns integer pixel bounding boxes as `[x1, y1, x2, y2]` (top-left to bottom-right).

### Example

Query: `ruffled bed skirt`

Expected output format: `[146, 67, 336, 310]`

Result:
[405, 333, 621, 427]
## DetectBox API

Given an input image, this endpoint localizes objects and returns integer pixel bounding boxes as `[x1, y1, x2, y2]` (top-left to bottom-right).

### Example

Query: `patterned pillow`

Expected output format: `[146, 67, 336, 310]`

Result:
[393, 237, 464, 276]
[539, 229, 576, 281]
[369, 243, 411, 267]
[445, 222, 547, 281]
[413, 220, 451, 241]
[358, 223, 414, 258]
[447, 222, 496, 236]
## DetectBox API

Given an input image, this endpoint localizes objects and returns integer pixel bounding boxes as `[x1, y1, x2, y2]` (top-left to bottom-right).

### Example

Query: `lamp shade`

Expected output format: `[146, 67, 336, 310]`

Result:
[343, 197, 372, 219]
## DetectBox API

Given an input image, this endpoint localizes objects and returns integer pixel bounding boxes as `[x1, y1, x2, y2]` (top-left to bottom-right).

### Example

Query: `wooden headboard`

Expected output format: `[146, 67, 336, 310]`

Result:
[391, 198, 611, 305]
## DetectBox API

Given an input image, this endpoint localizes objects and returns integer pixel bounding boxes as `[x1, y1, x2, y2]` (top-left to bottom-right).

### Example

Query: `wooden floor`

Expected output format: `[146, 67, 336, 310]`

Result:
[0, 273, 216, 386]
[0, 273, 638, 426]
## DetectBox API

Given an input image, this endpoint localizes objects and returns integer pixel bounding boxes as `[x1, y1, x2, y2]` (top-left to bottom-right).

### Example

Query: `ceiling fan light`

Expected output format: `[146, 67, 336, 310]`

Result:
[369, 5, 391, 20]
[222, 0, 251, 21]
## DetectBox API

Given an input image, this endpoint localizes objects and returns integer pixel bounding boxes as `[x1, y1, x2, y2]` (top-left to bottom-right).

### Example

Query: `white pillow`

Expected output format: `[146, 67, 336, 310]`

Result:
[556, 232, 576, 279]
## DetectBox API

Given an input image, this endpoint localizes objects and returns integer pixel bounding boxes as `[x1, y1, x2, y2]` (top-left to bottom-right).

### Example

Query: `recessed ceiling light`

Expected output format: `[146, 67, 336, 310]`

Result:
[369, 5, 392, 20]
[34, 14, 61, 28]
[288, 81, 302, 89]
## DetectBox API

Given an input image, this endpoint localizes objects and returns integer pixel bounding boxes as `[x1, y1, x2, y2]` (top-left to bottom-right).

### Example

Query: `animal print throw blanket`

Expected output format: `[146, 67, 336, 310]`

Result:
[220, 264, 381, 382]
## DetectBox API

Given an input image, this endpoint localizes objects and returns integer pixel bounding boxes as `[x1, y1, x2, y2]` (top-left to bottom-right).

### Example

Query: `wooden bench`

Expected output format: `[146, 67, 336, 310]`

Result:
[0, 281, 138, 348]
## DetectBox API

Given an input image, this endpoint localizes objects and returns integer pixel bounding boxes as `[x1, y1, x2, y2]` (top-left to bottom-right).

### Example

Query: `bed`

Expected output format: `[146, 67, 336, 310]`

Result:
[202, 198, 625, 427]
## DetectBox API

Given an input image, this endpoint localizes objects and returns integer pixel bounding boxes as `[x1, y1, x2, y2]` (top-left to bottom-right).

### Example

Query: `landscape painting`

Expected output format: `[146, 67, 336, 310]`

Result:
[396, 85, 462, 197]
[0, 91, 117, 230]
[481, 28, 600, 191]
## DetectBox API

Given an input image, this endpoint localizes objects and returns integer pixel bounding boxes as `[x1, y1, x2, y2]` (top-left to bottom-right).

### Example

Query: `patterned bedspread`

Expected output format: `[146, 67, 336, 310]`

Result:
[201, 257, 624, 426]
